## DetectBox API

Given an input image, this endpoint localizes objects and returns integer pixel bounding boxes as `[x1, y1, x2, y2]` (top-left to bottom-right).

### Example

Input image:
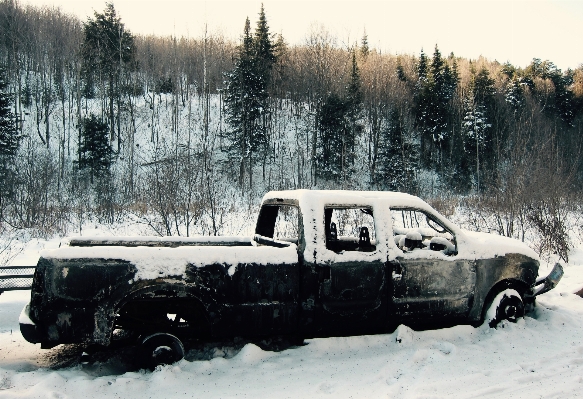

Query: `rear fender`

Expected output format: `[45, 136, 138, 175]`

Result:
[95, 281, 221, 345]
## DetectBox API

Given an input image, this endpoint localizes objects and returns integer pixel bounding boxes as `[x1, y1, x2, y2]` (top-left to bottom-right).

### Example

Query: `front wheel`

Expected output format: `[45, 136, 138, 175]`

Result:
[484, 288, 525, 328]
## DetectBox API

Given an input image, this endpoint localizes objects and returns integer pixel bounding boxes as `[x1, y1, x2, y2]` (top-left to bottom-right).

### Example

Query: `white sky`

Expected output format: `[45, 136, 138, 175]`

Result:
[21, 0, 583, 70]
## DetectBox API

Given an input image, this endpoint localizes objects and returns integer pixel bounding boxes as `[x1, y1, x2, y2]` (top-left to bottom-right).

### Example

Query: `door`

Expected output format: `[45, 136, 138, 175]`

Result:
[302, 206, 388, 336]
[392, 257, 475, 320]
[389, 208, 475, 321]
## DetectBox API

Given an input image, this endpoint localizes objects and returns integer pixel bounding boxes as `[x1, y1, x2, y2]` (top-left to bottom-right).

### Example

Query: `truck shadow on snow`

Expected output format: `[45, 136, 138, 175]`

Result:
[40, 321, 476, 376]
[39, 336, 305, 376]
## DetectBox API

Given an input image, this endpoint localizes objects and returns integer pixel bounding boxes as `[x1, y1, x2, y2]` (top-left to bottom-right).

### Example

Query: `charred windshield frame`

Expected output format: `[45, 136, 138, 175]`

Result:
[426, 215, 447, 234]
[390, 207, 458, 254]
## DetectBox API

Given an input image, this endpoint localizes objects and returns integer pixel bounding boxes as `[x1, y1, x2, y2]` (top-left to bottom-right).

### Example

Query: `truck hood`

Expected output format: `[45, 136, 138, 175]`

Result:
[457, 230, 539, 261]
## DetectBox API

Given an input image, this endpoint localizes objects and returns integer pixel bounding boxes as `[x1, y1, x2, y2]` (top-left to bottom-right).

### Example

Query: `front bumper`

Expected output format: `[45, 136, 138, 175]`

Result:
[528, 263, 564, 298]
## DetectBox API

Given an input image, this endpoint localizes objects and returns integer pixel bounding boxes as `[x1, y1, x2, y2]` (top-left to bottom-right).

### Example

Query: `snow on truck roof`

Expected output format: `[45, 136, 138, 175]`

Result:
[262, 189, 433, 210]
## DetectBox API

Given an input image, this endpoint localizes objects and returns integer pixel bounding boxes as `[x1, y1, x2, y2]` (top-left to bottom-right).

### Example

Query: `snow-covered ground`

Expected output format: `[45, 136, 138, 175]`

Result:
[1, 240, 583, 398]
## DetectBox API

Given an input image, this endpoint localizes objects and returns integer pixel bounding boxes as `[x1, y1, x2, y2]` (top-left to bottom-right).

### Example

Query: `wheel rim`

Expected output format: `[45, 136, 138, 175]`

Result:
[486, 289, 524, 327]
[141, 333, 185, 368]
[504, 304, 517, 319]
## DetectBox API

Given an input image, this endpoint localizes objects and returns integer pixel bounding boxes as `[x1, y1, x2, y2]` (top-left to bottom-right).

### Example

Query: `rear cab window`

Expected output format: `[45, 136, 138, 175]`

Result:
[255, 202, 300, 246]
[325, 207, 376, 253]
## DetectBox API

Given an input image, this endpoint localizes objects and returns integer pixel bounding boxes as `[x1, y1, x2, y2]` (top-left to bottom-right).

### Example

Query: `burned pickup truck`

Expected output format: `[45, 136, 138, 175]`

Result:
[20, 190, 562, 365]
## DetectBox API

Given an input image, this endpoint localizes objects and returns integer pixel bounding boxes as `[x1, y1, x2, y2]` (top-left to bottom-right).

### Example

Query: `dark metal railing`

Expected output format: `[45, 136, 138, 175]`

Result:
[0, 266, 35, 293]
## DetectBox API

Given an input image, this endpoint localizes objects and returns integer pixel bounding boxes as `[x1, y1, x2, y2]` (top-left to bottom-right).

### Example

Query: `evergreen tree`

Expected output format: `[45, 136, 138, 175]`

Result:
[315, 53, 363, 184]
[414, 46, 458, 170]
[549, 70, 575, 127]
[462, 98, 492, 192]
[78, 114, 113, 184]
[375, 109, 418, 192]
[254, 4, 276, 77]
[81, 3, 135, 142]
[417, 49, 428, 80]
[0, 67, 18, 159]
[471, 67, 496, 108]
[345, 51, 364, 147]
[224, 6, 279, 188]
[253, 4, 276, 172]
[360, 31, 369, 59]
[396, 60, 407, 82]
[224, 17, 266, 187]
[317, 52, 364, 183]
[505, 77, 525, 111]
[0, 66, 19, 212]
[315, 93, 350, 182]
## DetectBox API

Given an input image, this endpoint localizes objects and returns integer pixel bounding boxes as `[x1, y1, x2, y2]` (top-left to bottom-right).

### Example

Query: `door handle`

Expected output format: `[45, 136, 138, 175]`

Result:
[392, 261, 403, 281]
[319, 266, 331, 282]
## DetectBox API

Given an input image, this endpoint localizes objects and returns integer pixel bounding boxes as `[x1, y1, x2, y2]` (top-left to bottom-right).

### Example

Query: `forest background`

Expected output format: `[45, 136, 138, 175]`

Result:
[0, 0, 582, 263]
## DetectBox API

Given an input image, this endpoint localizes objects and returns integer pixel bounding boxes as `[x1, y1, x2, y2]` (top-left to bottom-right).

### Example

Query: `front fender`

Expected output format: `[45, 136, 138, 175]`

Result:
[469, 253, 539, 321]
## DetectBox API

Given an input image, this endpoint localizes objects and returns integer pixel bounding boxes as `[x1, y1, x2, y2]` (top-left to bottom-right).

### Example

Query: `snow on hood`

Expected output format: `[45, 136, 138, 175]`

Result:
[457, 230, 539, 260]
[40, 244, 299, 281]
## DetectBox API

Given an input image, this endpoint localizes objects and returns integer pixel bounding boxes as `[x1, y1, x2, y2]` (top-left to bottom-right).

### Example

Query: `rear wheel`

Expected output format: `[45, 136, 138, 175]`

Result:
[141, 332, 185, 369]
[484, 288, 525, 328]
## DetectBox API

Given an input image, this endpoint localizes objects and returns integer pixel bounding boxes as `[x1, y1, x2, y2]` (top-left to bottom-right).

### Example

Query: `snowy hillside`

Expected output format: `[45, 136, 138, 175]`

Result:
[1, 239, 583, 398]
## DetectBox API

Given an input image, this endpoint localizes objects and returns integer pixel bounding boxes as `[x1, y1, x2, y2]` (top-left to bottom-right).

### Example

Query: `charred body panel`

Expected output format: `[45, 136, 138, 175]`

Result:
[392, 258, 475, 320]
[26, 256, 300, 347]
[469, 253, 539, 321]
[28, 257, 136, 347]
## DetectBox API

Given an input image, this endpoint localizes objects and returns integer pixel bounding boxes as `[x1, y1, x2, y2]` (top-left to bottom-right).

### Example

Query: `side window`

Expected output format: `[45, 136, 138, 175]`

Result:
[390, 209, 456, 255]
[255, 204, 299, 244]
[325, 207, 376, 253]
[273, 205, 299, 243]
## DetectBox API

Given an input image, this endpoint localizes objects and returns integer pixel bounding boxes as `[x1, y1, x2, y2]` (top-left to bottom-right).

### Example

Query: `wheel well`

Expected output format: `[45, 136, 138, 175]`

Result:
[481, 279, 529, 321]
[114, 284, 212, 338]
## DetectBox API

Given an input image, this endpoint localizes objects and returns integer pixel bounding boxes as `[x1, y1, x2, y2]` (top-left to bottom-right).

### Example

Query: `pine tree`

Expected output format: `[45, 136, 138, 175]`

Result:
[396, 60, 407, 82]
[0, 66, 19, 211]
[315, 53, 363, 184]
[315, 93, 349, 182]
[549, 71, 575, 127]
[505, 78, 525, 111]
[360, 31, 369, 59]
[78, 114, 113, 184]
[375, 109, 418, 192]
[462, 98, 491, 193]
[81, 3, 135, 143]
[224, 17, 265, 187]
[0, 67, 18, 159]
[253, 4, 276, 176]
[254, 4, 276, 78]
[417, 49, 428, 80]
[346, 50, 363, 147]
[224, 6, 279, 188]
[414, 46, 457, 169]
[471, 67, 496, 107]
